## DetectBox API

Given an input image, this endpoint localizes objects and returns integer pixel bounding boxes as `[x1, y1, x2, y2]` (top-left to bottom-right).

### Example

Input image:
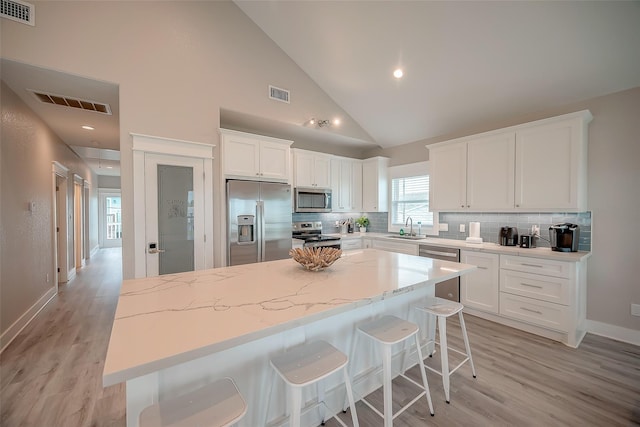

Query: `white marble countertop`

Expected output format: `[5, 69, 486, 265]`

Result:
[103, 249, 476, 387]
[329, 232, 590, 262]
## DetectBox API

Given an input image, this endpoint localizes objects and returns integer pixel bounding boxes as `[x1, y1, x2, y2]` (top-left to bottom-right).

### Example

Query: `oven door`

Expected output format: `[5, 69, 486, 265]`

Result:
[304, 240, 341, 250]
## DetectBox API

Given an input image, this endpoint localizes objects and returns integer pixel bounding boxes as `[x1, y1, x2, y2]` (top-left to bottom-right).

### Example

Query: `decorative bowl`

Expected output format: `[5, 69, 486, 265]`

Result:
[289, 247, 343, 271]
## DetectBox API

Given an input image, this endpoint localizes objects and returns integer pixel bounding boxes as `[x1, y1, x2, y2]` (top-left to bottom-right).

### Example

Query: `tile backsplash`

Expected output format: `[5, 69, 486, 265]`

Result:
[292, 211, 592, 251]
[438, 211, 592, 251]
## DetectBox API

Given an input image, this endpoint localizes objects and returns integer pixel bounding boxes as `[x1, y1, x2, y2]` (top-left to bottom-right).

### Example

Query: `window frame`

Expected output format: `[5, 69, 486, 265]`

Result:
[387, 161, 439, 236]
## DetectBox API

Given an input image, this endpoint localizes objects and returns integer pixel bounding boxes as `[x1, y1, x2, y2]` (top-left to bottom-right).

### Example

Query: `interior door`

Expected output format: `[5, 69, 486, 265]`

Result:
[145, 153, 205, 276]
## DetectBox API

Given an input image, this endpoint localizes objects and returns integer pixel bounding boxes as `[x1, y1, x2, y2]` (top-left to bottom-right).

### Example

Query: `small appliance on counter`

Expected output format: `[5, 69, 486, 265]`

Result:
[549, 223, 580, 252]
[499, 226, 519, 246]
[519, 235, 536, 248]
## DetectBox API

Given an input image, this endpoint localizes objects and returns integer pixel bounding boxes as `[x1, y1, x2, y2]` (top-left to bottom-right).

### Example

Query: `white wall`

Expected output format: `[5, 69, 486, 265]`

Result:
[0, 81, 98, 343]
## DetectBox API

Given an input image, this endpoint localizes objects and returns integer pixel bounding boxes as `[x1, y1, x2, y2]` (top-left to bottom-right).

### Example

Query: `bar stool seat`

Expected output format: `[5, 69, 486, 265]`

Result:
[269, 340, 359, 427]
[355, 315, 434, 427]
[139, 377, 247, 427]
[416, 297, 476, 404]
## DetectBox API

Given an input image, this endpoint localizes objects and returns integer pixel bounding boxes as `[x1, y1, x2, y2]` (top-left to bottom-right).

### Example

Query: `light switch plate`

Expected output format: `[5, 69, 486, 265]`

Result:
[459, 224, 466, 233]
[439, 223, 448, 232]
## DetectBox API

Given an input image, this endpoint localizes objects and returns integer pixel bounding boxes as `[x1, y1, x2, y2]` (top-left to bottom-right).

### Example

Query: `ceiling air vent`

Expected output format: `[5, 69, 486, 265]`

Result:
[1, 0, 35, 26]
[29, 90, 112, 115]
[269, 85, 290, 104]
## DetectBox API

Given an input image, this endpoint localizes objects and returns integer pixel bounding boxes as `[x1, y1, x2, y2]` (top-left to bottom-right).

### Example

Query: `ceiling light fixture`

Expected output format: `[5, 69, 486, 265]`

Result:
[82, 125, 94, 130]
[393, 68, 404, 79]
[308, 118, 341, 128]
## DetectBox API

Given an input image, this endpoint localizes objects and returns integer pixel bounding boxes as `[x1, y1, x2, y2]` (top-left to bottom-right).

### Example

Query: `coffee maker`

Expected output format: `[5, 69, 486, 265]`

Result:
[549, 223, 580, 252]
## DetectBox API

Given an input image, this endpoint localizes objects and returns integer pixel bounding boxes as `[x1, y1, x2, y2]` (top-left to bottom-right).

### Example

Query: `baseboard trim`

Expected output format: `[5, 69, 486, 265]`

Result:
[585, 320, 640, 346]
[67, 267, 76, 282]
[90, 245, 100, 257]
[0, 287, 57, 353]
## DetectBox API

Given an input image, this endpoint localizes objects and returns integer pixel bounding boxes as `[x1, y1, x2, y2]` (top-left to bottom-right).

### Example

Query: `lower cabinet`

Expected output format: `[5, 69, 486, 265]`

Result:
[371, 239, 418, 255]
[362, 238, 372, 249]
[460, 251, 499, 314]
[341, 239, 362, 251]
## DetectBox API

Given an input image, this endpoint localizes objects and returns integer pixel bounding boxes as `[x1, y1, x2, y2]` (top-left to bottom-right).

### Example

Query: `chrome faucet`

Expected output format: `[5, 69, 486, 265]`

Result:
[405, 216, 414, 236]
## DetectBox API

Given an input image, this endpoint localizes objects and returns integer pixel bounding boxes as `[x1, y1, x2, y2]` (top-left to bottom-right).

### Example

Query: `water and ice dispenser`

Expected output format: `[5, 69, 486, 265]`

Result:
[237, 215, 255, 244]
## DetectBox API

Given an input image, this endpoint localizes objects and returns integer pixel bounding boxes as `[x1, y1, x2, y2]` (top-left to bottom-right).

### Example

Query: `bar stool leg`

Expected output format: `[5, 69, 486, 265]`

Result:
[290, 386, 302, 427]
[343, 330, 359, 412]
[317, 380, 326, 424]
[414, 334, 434, 416]
[382, 344, 393, 427]
[438, 316, 451, 403]
[459, 311, 477, 378]
[342, 367, 360, 427]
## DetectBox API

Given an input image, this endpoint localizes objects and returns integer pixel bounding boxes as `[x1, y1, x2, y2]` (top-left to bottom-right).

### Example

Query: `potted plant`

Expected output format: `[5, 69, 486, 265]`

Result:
[355, 216, 369, 233]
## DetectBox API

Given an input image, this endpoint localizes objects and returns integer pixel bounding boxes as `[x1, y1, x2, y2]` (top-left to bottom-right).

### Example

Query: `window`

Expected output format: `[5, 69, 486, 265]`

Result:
[388, 162, 438, 235]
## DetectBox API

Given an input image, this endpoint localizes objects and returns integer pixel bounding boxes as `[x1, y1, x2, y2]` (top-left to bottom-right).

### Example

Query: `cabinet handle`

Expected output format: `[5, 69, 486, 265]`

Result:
[522, 263, 544, 268]
[467, 205, 470, 208]
[520, 282, 543, 289]
[461, 204, 465, 208]
[256, 173, 259, 176]
[520, 307, 543, 315]
[477, 266, 488, 270]
[516, 204, 520, 207]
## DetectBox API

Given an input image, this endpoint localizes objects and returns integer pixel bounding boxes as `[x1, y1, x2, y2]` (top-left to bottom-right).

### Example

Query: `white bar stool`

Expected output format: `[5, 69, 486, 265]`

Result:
[269, 340, 359, 427]
[415, 297, 476, 404]
[354, 315, 434, 427]
[139, 377, 247, 427]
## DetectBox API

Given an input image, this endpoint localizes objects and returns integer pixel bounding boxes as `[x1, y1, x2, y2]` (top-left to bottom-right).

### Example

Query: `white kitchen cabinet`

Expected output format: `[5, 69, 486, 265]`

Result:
[293, 149, 331, 188]
[427, 110, 591, 212]
[430, 133, 515, 211]
[362, 238, 372, 249]
[499, 255, 579, 337]
[515, 116, 589, 211]
[460, 251, 499, 314]
[362, 157, 389, 212]
[371, 239, 418, 255]
[331, 157, 363, 212]
[341, 239, 362, 251]
[221, 129, 292, 182]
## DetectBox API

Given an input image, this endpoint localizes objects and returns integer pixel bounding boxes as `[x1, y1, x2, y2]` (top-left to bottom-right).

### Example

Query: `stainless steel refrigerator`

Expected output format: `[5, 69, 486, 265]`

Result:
[227, 180, 292, 266]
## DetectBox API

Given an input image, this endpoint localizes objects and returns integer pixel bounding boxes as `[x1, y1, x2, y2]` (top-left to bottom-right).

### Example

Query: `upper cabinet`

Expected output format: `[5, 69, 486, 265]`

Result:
[362, 157, 389, 212]
[331, 157, 363, 212]
[293, 149, 332, 188]
[221, 129, 292, 182]
[428, 110, 592, 212]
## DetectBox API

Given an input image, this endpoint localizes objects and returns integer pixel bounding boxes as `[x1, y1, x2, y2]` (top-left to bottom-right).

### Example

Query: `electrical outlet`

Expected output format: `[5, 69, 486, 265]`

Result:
[632, 304, 640, 317]
[46, 273, 49, 283]
[439, 223, 448, 232]
[459, 224, 466, 233]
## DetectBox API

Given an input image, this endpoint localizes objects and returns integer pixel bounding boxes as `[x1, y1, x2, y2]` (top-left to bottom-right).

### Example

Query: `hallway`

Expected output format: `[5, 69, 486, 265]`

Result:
[0, 248, 125, 427]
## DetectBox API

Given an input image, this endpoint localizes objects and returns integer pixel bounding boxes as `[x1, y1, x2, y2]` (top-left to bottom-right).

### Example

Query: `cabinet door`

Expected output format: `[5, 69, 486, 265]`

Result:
[339, 160, 353, 210]
[460, 251, 499, 314]
[351, 161, 363, 211]
[294, 151, 316, 187]
[429, 142, 467, 210]
[314, 156, 332, 188]
[515, 119, 582, 210]
[223, 135, 261, 178]
[466, 133, 515, 210]
[260, 141, 290, 181]
[362, 158, 388, 212]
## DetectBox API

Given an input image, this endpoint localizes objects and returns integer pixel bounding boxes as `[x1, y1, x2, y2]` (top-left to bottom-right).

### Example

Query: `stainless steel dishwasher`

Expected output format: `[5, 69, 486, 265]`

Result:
[419, 244, 460, 302]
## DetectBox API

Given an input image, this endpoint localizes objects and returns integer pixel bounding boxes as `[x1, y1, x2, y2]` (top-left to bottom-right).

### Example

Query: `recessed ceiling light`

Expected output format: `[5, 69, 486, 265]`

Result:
[82, 125, 94, 130]
[333, 118, 341, 126]
[106, 166, 113, 169]
[393, 69, 404, 79]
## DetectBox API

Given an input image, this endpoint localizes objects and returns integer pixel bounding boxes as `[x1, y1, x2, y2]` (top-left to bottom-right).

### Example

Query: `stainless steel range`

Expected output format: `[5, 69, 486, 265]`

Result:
[292, 221, 341, 249]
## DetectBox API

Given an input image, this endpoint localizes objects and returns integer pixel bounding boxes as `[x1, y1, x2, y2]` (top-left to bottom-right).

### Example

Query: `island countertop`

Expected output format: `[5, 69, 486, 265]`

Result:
[103, 249, 477, 387]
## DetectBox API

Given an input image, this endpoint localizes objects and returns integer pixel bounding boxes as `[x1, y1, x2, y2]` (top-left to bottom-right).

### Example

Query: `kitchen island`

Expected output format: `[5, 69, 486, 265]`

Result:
[103, 249, 477, 426]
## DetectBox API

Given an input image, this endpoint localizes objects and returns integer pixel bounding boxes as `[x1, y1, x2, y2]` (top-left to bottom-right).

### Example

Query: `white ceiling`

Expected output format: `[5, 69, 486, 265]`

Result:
[236, 0, 640, 147]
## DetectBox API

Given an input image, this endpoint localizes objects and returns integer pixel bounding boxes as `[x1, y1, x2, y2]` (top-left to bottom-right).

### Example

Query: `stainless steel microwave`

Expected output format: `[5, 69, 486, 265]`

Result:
[294, 187, 332, 213]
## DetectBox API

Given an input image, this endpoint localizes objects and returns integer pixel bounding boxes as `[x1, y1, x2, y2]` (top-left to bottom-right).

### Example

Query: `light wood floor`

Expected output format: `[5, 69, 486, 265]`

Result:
[1, 248, 639, 427]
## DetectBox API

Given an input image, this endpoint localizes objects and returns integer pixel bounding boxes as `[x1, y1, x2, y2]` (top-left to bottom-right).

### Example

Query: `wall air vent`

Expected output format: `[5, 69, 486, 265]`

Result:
[1, 0, 34, 26]
[269, 85, 290, 104]
[29, 90, 113, 115]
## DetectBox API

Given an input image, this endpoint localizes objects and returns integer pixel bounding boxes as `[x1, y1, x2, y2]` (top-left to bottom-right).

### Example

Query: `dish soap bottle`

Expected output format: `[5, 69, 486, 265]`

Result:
[399, 228, 405, 236]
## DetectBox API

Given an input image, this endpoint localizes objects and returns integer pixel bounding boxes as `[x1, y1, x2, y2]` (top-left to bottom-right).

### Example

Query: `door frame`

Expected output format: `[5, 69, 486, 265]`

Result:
[131, 133, 214, 278]
[73, 174, 85, 270]
[51, 161, 69, 287]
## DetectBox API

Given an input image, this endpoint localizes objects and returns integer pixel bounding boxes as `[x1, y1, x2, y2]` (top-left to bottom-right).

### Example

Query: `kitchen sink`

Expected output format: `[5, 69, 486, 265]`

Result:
[386, 234, 425, 240]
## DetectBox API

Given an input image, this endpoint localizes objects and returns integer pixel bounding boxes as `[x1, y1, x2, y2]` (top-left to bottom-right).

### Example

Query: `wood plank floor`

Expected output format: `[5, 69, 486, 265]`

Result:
[1, 248, 639, 426]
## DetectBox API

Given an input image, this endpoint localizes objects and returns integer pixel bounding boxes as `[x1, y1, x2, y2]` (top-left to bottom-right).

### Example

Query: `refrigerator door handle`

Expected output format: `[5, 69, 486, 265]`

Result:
[257, 201, 266, 262]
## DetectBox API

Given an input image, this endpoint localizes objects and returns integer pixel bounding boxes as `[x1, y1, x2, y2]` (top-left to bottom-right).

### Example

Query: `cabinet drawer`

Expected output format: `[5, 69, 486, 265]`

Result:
[372, 240, 419, 255]
[500, 269, 570, 305]
[500, 255, 572, 279]
[499, 293, 569, 332]
[341, 239, 362, 251]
